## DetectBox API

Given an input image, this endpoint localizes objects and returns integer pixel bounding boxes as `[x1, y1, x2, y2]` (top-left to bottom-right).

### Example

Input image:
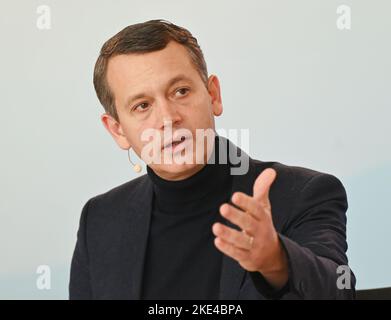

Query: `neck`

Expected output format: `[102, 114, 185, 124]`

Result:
[150, 163, 207, 181]
[146, 135, 233, 214]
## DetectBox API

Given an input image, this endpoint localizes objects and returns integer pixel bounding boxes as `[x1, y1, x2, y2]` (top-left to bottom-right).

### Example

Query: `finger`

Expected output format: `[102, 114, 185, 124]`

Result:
[253, 168, 277, 203]
[214, 236, 249, 262]
[212, 222, 253, 250]
[220, 203, 257, 234]
[231, 192, 262, 220]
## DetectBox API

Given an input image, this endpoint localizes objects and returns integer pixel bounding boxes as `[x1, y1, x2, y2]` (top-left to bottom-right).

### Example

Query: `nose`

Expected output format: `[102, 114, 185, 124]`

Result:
[157, 99, 182, 130]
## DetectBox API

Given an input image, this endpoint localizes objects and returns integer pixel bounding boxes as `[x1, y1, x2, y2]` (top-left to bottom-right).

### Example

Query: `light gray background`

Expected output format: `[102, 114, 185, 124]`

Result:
[0, 0, 390, 299]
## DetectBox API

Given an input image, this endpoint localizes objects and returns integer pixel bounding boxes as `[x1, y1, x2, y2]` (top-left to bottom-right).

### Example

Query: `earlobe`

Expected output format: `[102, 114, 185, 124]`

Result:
[100, 113, 131, 150]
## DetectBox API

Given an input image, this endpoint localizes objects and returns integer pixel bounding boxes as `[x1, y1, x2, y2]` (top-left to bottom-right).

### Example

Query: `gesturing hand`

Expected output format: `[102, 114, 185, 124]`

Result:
[212, 168, 288, 289]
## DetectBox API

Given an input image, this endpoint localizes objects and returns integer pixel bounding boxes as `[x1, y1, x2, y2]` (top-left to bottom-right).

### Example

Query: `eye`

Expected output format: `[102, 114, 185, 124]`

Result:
[133, 102, 150, 112]
[174, 87, 190, 97]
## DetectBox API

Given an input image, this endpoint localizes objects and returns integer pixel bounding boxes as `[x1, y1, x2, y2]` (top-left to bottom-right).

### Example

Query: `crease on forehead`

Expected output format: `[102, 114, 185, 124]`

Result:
[107, 44, 200, 108]
[109, 41, 194, 80]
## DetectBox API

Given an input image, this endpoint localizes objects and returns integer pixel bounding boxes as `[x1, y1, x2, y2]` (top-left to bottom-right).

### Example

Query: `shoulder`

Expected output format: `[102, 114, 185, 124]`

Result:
[249, 158, 348, 229]
[92, 174, 149, 203]
[250, 158, 346, 195]
[80, 174, 150, 220]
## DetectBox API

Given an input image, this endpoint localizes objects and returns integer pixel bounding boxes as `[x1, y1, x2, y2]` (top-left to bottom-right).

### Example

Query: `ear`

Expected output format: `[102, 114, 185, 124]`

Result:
[101, 113, 131, 150]
[207, 75, 223, 116]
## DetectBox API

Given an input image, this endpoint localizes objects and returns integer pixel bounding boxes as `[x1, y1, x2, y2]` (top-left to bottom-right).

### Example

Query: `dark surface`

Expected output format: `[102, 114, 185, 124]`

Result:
[69, 135, 355, 299]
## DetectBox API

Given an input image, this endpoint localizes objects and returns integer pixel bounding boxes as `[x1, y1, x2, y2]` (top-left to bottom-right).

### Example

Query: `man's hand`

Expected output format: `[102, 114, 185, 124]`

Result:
[212, 168, 289, 290]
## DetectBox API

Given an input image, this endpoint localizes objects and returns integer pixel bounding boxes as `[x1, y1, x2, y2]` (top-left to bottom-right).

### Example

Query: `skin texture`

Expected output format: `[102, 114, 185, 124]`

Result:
[100, 40, 288, 290]
[101, 40, 222, 181]
[213, 168, 288, 290]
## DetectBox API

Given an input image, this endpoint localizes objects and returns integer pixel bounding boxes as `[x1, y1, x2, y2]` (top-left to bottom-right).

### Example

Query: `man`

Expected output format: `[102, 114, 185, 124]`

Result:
[69, 19, 355, 299]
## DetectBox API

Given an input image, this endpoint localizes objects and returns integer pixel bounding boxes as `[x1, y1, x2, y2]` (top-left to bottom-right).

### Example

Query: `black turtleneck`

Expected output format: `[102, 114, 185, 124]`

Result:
[140, 136, 233, 300]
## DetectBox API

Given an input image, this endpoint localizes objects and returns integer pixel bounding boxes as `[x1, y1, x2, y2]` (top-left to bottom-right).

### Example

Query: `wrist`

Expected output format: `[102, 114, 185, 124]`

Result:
[258, 235, 289, 289]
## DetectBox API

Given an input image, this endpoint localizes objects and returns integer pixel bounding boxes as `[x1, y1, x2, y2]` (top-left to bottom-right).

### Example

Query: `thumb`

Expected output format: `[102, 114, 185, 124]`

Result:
[253, 168, 277, 202]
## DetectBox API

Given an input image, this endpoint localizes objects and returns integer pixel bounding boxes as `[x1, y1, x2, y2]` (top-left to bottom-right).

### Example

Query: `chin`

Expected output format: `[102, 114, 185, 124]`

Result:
[150, 162, 204, 180]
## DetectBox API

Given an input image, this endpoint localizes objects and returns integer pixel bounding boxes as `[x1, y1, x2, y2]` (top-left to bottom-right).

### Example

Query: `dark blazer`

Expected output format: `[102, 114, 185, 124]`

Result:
[69, 137, 355, 299]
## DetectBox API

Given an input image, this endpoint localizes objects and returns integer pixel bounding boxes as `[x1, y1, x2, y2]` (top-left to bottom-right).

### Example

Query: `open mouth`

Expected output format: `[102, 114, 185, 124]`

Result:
[163, 136, 187, 151]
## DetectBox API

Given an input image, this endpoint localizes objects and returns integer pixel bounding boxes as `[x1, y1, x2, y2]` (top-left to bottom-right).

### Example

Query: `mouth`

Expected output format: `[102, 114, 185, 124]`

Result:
[162, 136, 188, 152]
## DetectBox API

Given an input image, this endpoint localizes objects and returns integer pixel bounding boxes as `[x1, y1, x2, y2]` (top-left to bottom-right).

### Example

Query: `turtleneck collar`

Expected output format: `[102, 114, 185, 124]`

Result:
[146, 135, 233, 215]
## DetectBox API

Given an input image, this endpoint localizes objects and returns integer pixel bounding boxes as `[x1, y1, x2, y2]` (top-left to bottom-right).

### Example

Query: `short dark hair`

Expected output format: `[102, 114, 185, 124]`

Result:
[93, 19, 208, 122]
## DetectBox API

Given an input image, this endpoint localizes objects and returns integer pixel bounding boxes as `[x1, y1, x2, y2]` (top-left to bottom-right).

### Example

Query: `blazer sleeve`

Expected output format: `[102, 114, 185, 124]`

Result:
[250, 173, 356, 299]
[69, 198, 93, 300]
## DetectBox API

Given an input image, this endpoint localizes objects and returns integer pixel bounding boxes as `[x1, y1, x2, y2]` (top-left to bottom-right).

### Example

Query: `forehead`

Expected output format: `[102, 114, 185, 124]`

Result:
[106, 41, 200, 94]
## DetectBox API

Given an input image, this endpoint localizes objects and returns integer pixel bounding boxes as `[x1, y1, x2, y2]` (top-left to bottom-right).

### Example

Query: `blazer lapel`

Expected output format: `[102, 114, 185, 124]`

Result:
[118, 176, 154, 299]
[115, 136, 261, 300]
[218, 137, 260, 299]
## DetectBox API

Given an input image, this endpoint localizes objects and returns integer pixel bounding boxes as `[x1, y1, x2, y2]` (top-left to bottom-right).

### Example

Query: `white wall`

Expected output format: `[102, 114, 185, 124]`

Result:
[0, 0, 390, 298]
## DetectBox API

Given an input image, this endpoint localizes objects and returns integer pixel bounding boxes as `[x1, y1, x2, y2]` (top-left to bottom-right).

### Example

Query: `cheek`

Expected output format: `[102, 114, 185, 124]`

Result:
[133, 123, 159, 153]
[186, 94, 214, 121]
[195, 100, 215, 126]
[120, 122, 142, 149]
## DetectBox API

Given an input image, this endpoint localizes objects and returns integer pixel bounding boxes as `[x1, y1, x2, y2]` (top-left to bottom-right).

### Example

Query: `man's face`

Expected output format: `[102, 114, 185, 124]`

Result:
[102, 40, 223, 180]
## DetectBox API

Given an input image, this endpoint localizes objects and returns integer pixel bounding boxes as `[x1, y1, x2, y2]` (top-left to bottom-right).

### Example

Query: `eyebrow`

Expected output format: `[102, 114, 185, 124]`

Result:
[124, 74, 193, 108]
